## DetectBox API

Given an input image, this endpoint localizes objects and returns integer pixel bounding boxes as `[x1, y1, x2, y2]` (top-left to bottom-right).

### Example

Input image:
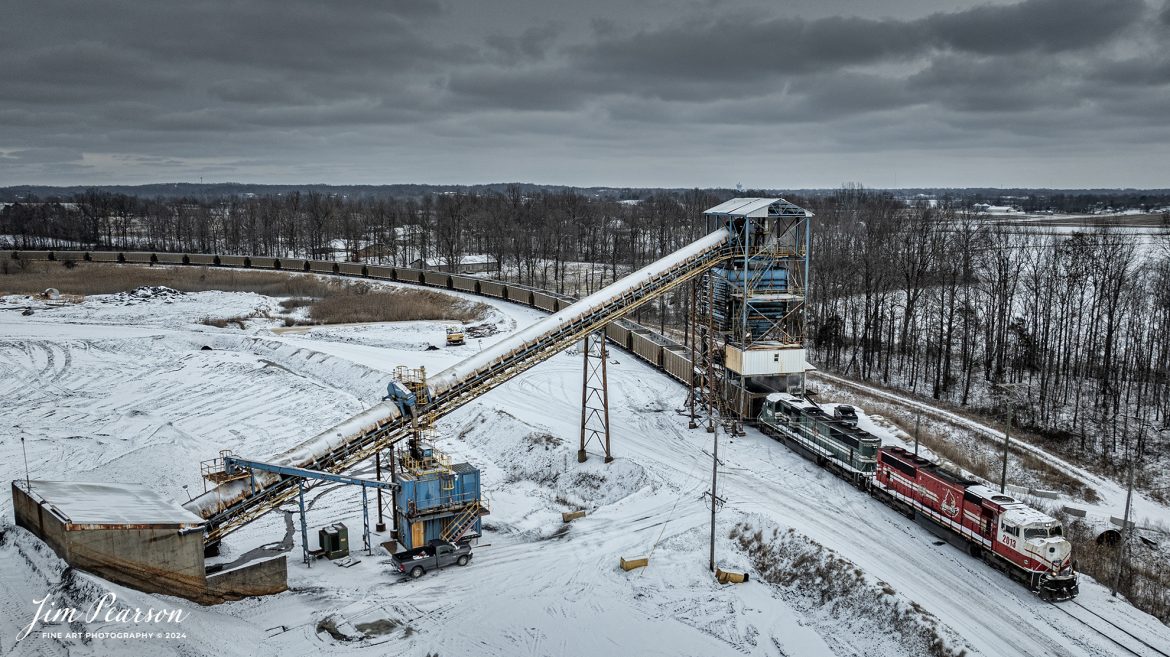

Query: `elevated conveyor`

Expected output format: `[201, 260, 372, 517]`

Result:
[187, 229, 731, 543]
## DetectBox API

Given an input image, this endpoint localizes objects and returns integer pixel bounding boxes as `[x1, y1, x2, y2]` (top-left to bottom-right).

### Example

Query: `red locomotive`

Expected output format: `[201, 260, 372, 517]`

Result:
[873, 446, 1079, 601]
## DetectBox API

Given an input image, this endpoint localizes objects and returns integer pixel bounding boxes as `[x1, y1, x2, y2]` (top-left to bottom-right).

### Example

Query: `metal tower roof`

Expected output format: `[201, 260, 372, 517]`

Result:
[704, 197, 812, 218]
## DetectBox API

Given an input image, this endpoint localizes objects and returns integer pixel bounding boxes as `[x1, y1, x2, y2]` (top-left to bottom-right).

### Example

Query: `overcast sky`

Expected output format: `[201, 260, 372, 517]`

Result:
[2, 0, 1168, 188]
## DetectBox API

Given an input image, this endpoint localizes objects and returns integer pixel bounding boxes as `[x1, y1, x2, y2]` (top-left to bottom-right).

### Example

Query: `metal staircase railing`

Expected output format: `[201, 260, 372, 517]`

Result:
[201, 236, 731, 543]
[441, 501, 482, 543]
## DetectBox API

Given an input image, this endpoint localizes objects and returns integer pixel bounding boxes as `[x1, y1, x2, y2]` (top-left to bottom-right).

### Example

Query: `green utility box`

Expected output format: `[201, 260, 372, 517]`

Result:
[319, 522, 349, 560]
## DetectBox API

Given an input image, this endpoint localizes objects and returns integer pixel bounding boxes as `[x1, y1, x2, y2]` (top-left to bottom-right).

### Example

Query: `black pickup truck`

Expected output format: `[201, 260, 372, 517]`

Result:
[391, 539, 472, 578]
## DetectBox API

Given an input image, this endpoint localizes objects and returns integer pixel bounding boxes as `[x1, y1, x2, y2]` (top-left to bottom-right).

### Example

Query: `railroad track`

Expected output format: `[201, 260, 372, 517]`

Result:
[1048, 599, 1169, 657]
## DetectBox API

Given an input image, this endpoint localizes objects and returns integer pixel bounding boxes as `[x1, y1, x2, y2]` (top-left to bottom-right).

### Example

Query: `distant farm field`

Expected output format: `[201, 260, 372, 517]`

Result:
[0, 261, 487, 324]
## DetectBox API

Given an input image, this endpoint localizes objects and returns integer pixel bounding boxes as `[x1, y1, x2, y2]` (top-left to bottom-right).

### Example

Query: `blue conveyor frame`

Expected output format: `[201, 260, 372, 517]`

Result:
[222, 456, 398, 562]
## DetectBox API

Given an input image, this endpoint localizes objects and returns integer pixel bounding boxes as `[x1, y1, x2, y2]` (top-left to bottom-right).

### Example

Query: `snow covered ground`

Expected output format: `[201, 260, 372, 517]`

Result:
[2, 281, 1169, 657]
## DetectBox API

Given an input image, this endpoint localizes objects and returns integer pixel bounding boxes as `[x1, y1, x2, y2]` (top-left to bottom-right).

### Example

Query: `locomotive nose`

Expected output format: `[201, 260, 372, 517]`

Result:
[1030, 537, 1072, 566]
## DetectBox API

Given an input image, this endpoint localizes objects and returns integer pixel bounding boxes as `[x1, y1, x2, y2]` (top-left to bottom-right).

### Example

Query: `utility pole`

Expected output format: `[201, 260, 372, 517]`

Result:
[913, 412, 921, 457]
[1000, 403, 1013, 494]
[709, 422, 719, 572]
[21, 434, 32, 491]
[1112, 421, 1140, 597]
[993, 382, 1024, 494]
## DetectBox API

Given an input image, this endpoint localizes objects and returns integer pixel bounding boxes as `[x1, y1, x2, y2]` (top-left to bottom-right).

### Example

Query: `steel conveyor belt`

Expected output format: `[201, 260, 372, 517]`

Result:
[189, 229, 731, 543]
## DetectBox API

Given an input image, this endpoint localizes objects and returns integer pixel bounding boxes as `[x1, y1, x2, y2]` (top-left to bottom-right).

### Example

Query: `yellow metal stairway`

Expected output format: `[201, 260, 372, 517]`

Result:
[441, 501, 483, 543]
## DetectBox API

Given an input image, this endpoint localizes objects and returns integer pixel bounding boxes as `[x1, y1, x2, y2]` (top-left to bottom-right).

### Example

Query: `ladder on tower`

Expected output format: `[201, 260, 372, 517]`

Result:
[441, 501, 482, 543]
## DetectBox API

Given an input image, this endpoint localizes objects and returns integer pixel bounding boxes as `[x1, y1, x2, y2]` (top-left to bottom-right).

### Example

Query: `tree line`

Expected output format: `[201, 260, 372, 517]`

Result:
[4, 187, 1168, 473]
[809, 187, 1170, 476]
[0, 189, 723, 331]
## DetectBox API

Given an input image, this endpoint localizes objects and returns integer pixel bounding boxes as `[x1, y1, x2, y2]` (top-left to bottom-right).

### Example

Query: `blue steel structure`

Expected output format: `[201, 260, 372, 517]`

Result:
[221, 455, 397, 566]
[393, 444, 485, 550]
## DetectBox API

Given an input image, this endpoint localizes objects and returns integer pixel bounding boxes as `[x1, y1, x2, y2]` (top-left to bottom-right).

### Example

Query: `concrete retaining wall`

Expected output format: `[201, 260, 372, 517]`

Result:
[11, 482, 286, 604]
[206, 557, 288, 600]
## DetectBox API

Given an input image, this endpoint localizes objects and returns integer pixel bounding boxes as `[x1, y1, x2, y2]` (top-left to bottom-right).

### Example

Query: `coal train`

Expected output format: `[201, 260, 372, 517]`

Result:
[759, 393, 1080, 601]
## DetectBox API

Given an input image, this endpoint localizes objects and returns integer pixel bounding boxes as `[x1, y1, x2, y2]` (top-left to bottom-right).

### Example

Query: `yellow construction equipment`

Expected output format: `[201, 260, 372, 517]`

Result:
[446, 325, 465, 346]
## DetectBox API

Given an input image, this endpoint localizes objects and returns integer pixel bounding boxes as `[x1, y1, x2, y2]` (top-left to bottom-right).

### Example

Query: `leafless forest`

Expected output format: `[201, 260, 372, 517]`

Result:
[3, 187, 1170, 486]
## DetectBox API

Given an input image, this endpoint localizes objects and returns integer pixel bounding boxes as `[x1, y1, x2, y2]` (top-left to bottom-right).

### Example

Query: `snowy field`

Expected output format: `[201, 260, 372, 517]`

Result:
[2, 280, 1169, 657]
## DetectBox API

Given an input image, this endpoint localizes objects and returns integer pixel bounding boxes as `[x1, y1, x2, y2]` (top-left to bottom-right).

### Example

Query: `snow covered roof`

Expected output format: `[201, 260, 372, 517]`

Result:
[966, 485, 1016, 504]
[968, 485, 1057, 525]
[16, 480, 205, 529]
[765, 392, 818, 409]
[1001, 506, 1058, 527]
[704, 197, 812, 218]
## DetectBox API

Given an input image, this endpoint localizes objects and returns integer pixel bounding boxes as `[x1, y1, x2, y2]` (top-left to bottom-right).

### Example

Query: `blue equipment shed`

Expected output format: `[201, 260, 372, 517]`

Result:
[395, 452, 485, 550]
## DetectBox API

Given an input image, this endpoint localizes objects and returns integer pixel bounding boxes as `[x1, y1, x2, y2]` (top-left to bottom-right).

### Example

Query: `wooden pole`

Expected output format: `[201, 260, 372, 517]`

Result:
[914, 412, 921, 457]
[709, 423, 719, 572]
[1112, 424, 1139, 597]
[1000, 404, 1013, 494]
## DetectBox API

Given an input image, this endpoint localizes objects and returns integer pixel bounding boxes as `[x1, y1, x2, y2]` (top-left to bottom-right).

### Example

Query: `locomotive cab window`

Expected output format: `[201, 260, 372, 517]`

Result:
[1024, 527, 1047, 539]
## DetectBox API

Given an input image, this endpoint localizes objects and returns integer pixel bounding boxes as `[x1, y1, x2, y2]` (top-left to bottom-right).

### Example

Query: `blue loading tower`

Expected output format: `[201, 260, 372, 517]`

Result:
[394, 441, 487, 550]
[694, 198, 813, 425]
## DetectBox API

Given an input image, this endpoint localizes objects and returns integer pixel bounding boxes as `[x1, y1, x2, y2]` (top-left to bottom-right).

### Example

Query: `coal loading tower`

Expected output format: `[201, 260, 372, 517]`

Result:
[691, 198, 813, 429]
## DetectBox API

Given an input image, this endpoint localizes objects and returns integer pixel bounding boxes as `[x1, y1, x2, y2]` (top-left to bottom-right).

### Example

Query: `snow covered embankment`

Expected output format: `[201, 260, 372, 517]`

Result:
[731, 522, 973, 657]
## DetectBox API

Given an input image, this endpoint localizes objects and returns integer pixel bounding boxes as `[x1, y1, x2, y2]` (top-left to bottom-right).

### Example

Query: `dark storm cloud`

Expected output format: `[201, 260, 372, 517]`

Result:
[1, 0, 460, 104]
[576, 0, 1143, 82]
[439, 0, 1154, 120]
[485, 23, 566, 63]
[1091, 56, 1170, 86]
[923, 0, 1145, 54]
[446, 66, 600, 111]
[1, 41, 180, 103]
[1, 0, 1167, 187]
[577, 15, 920, 81]
[905, 54, 1082, 113]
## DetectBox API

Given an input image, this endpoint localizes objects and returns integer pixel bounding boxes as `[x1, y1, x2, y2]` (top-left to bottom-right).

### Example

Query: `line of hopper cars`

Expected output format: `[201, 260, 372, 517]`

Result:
[5, 249, 1078, 599]
[1, 248, 709, 384]
[759, 392, 1079, 601]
